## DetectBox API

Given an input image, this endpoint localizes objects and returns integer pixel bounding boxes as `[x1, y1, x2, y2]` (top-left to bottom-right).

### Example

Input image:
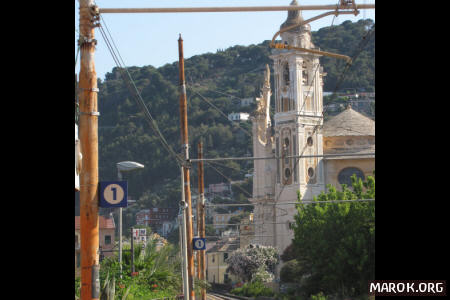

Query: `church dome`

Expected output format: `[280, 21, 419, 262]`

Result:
[280, 0, 306, 33]
[323, 106, 375, 137]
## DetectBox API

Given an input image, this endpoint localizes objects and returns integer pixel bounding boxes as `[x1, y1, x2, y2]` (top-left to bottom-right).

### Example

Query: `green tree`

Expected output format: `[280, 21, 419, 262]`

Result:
[289, 174, 375, 298]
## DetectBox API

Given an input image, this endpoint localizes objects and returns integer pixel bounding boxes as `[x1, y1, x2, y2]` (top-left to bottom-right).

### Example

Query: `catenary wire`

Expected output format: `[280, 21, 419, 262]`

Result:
[273, 22, 375, 204]
[187, 87, 253, 138]
[98, 18, 184, 166]
[99, 23, 182, 165]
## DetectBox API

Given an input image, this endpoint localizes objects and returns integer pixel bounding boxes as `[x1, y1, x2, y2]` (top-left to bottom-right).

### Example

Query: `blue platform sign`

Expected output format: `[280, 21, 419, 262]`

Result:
[193, 237, 206, 250]
[99, 181, 128, 208]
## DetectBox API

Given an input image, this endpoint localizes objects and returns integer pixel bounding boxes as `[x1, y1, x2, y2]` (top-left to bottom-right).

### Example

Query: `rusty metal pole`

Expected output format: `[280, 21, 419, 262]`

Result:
[178, 34, 196, 300]
[197, 142, 206, 300]
[99, 4, 375, 14]
[78, 0, 100, 299]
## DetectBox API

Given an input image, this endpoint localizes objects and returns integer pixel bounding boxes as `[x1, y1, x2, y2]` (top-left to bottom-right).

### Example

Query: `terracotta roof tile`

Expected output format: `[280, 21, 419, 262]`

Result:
[75, 216, 115, 230]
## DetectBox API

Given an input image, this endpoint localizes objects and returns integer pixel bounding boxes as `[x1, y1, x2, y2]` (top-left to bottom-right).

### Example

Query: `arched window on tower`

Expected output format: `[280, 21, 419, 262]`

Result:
[281, 131, 293, 185]
[283, 63, 290, 86]
[302, 61, 308, 85]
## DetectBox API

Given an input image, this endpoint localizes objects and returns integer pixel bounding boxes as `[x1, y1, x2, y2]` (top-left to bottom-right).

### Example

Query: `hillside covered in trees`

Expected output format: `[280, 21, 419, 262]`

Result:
[75, 19, 375, 229]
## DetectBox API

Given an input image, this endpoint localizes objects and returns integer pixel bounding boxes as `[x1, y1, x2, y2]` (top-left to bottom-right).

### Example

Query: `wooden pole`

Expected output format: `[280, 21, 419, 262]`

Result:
[197, 142, 206, 300]
[131, 227, 135, 274]
[78, 0, 100, 299]
[178, 34, 196, 300]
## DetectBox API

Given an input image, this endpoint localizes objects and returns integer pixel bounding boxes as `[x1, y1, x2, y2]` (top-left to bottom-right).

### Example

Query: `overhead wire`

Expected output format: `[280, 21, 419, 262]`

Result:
[273, 19, 375, 205]
[273, 12, 339, 205]
[99, 21, 183, 167]
[205, 162, 253, 199]
[98, 16, 184, 167]
[100, 21, 181, 165]
[207, 160, 249, 175]
[189, 82, 245, 102]
[197, 19, 376, 239]
[255, 12, 375, 238]
[187, 87, 253, 138]
[205, 199, 374, 207]
[197, 21, 376, 239]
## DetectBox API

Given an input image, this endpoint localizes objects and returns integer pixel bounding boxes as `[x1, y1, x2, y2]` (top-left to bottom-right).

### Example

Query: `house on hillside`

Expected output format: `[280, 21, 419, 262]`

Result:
[207, 182, 232, 199]
[206, 237, 240, 285]
[228, 112, 250, 122]
[75, 215, 116, 275]
[136, 208, 178, 236]
[212, 210, 243, 233]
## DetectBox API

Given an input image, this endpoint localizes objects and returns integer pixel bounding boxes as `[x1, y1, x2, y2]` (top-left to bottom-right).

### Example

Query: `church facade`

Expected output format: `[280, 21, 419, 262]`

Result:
[250, 2, 375, 263]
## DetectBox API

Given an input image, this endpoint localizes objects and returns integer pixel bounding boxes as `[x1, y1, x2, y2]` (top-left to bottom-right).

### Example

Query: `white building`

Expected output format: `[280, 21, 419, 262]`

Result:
[228, 112, 250, 122]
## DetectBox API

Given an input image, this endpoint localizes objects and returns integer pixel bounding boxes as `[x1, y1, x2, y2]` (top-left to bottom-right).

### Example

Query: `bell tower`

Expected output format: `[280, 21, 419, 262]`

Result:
[251, 1, 329, 255]
[271, 0, 326, 206]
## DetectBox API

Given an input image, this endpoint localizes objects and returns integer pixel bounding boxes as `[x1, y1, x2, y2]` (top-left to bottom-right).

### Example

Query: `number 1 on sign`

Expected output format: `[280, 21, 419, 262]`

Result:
[111, 187, 117, 200]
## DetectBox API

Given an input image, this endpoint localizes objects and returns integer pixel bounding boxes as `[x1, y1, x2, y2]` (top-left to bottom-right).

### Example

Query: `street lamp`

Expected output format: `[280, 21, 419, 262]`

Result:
[117, 161, 144, 276]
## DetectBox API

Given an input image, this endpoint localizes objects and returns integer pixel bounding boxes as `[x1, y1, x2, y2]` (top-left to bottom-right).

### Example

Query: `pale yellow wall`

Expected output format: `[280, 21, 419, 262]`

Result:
[206, 252, 239, 284]
[323, 135, 374, 189]
[324, 158, 374, 189]
[99, 228, 115, 257]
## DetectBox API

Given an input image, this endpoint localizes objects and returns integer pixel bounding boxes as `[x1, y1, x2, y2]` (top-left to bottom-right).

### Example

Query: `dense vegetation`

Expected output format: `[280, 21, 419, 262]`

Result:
[75, 20, 375, 238]
[280, 174, 375, 299]
[75, 237, 184, 300]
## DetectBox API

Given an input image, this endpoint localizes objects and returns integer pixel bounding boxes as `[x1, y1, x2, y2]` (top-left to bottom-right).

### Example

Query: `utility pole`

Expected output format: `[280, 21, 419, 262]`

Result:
[118, 171, 123, 278]
[197, 142, 206, 300]
[180, 167, 190, 300]
[178, 34, 195, 300]
[131, 227, 135, 274]
[78, 0, 100, 299]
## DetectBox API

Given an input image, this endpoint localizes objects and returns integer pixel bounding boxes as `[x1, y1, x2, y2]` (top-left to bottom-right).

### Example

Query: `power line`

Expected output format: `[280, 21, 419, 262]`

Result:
[100, 23, 182, 165]
[273, 11, 342, 204]
[207, 160, 248, 175]
[204, 162, 252, 199]
[188, 83, 245, 102]
[274, 22, 375, 204]
[99, 19, 182, 166]
[187, 87, 253, 138]
[189, 152, 375, 163]
[205, 234, 292, 238]
[205, 199, 374, 207]
[206, 222, 293, 226]
[98, 17, 184, 167]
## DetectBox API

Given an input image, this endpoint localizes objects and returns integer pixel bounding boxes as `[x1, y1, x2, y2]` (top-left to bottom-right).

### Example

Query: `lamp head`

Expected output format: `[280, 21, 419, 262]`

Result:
[117, 161, 145, 172]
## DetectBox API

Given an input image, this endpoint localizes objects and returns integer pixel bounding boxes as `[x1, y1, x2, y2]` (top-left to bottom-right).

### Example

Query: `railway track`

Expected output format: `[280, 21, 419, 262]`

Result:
[207, 291, 246, 300]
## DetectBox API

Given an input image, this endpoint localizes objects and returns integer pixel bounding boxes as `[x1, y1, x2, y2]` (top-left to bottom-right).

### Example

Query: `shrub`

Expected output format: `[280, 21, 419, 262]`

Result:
[231, 280, 274, 298]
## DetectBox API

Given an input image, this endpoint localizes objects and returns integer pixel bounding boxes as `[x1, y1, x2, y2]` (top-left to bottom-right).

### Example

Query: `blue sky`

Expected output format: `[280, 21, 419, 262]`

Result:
[75, 0, 375, 80]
